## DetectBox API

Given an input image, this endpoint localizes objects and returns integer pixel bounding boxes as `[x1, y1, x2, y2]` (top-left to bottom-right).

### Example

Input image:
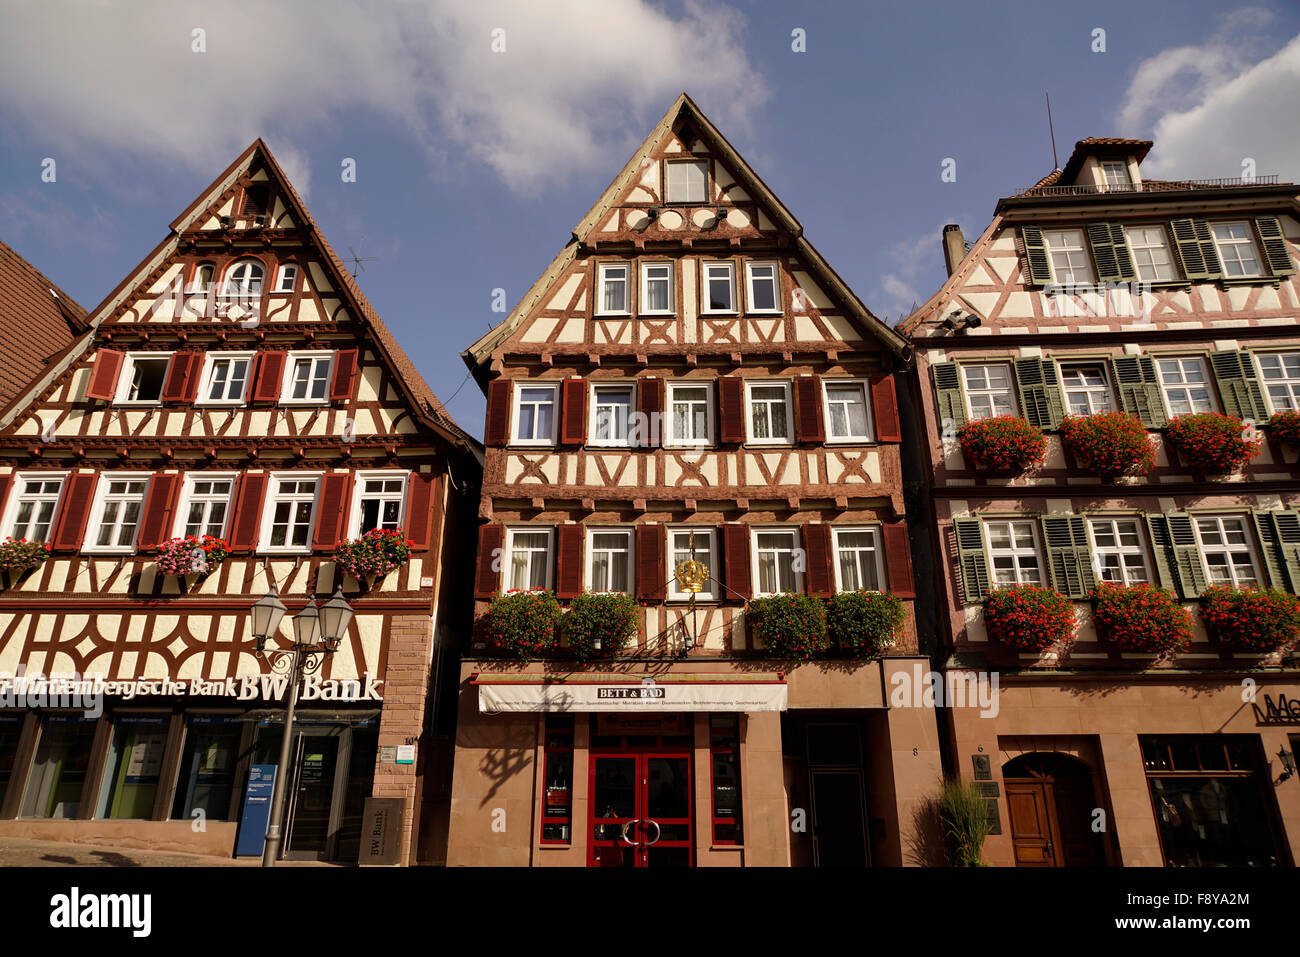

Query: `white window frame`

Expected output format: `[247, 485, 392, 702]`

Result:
[822, 378, 875, 443]
[595, 262, 631, 317]
[0, 472, 67, 544]
[639, 261, 675, 316]
[1043, 228, 1096, 285]
[187, 263, 215, 296]
[588, 382, 636, 448]
[667, 527, 719, 601]
[585, 527, 635, 595]
[279, 351, 335, 405]
[1255, 351, 1300, 414]
[1155, 356, 1218, 416]
[744, 261, 781, 315]
[1100, 160, 1132, 189]
[1057, 361, 1116, 415]
[504, 527, 554, 592]
[1192, 514, 1262, 588]
[196, 352, 255, 406]
[83, 473, 152, 554]
[113, 352, 174, 406]
[512, 382, 560, 447]
[831, 526, 885, 593]
[218, 259, 265, 300]
[984, 519, 1045, 588]
[1210, 221, 1263, 278]
[961, 362, 1018, 421]
[745, 380, 794, 447]
[665, 380, 715, 448]
[1086, 516, 1152, 587]
[701, 261, 736, 315]
[257, 473, 322, 554]
[273, 264, 298, 293]
[664, 158, 709, 204]
[1124, 225, 1178, 282]
[173, 473, 237, 540]
[751, 527, 803, 597]
[347, 470, 409, 540]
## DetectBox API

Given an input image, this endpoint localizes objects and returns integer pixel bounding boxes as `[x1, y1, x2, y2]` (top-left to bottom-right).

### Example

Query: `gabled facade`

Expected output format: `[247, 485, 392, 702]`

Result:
[0, 142, 481, 865]
[449, 94, 941, 867]
[903, 138, 1300, 867]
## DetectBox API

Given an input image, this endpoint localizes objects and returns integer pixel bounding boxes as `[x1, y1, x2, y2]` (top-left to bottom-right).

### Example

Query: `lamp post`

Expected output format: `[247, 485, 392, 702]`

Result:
[249, 586, 354, 867]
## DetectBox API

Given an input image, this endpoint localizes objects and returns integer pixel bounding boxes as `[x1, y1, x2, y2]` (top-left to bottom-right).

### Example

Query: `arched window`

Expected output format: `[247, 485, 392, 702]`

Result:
[220, 259, 264, 299]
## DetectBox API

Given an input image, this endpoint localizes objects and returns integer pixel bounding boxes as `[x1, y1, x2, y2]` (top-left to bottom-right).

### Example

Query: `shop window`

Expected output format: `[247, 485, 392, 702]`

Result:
[541, 715, 574, 844]
[0, 715, 23, 809]
[709, 715, 743, 845]
[172, 714, 241, 822]
[99, 714, 170, 819]
[20, 715, 97, 819]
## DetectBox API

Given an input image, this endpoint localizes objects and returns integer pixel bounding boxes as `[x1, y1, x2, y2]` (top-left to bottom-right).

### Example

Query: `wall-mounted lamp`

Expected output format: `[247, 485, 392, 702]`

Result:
[940, 310, 982, 333]
[1278, 746, 1295, 780]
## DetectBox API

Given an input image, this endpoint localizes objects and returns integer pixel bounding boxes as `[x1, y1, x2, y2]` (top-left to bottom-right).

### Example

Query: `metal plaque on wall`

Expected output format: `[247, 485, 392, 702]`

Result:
[359, 797, 405, 866]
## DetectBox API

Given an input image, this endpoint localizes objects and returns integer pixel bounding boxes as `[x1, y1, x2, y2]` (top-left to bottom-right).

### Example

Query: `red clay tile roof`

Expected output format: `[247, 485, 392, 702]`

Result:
[0, 240, 85, 408]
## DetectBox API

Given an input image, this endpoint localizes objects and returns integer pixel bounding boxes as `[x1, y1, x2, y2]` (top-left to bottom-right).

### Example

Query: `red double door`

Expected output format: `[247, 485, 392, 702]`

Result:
[588, 749, 693, 867]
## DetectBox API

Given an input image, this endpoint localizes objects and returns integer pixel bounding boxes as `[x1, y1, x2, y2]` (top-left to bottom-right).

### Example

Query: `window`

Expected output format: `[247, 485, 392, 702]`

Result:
[666, 381, 713, 447]
[702, 262, 735, 313]
[540, 715, 574, 844]
[506, 528, 553, 591]
[961, 363, 1017, 420]
[1211, 222, 1262, 278]
[823, 379, 873, 441]
[985, 519, 1043, 587]
[1088, 517, 1151, 585]
[261, 476, 320, 551]
[241, 185, 269, 217]
[281, 352, 333, 403]
[1193, 515, 1260, 587]
[99, 714, 169, 819]
[586, 528, 633, 594]
[219, 259, 264, 299]
[1156, 356, 1217, 415]
[1044, 228, 1095, 285]
[512, 383, 559, 446]
[667, 528, 719, 601]
[745, 262, 780, 313]
[1058, 362, 1115, 415]
[746, 381, 793, 445]
[639, 262, 674, 315]
[1125, 225, 1178, 282]
[832, 527, 884, 592]
[709, 714, 743, 844]
[1257, 352, 1300, 412]
[199, 353, 253, 404]
[177, 475, 235, 539]
[3, 474, 64, 543]
[171, 715, 242, 823]
[86, 475, 150, 552]
[351, 473, 407, 537]
[187, 264, 214, 296]
[753, 528, 802, 596]
[590, 384, 634, 447]
[1100, 160, 1132, 188]
[20, 715, 97, 818]
[596, 263, 630, 315]
[665, 159, 708, 204]
[116, 354, 171, 404]
[274, 264, 298, 293]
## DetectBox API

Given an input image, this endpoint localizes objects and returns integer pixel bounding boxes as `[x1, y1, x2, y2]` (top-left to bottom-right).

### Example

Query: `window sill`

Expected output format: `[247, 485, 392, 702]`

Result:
[82, 548, 138, 557]
[257, 548, 312, 557]
[508, 441, 558, 450]
[700, 310, 738, 318]
[744, 440, 796, 449]
[593, 312, 632, 319]
[113, 401, 163, 408]
[278, 399, 330, 407]
[825, 436, 876, 446]
[638, 312, 676, 319]
[744, 310, 782, 317]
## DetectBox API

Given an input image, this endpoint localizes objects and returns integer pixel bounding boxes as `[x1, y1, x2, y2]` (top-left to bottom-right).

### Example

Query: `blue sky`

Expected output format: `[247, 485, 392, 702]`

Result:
[2, 0, 1298, 437]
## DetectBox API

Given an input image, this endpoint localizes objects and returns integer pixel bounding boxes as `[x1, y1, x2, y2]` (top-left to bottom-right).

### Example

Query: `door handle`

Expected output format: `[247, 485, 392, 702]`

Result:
[621, 819, 640, 846]
[644, 819, 661, 846]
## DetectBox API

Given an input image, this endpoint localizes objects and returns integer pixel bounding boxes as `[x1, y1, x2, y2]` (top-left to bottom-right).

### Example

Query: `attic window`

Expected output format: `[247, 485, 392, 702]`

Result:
[1100, 161, 1131, 189]
[242, 185, 269, 217]
[665, 159, 708, 204]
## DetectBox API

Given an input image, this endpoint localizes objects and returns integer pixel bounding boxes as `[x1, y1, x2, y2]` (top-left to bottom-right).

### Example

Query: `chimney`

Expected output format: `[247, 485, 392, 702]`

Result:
[942, 224, 966, 276]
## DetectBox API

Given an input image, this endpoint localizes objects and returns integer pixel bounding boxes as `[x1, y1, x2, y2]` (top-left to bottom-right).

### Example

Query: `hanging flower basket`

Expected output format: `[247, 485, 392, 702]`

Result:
[1060, 412, 1156, 478]
[983, 585, 1075, 651]
[1268, 410, 1300, 451]
[561, 591, 639, 661]
[747, 593, 828, 660]
[826, 591, 906, 658]
[485, 589, 562, 660]
[334, 528, 414, 581]
[0, 537, 51, 583]
[1089, 582, 1193, 655]
[1165, 412, 1262, 476]
[957, 416, 1046, 473]
[152, 535, 230, 578]
[1200, 584, 1300, 653]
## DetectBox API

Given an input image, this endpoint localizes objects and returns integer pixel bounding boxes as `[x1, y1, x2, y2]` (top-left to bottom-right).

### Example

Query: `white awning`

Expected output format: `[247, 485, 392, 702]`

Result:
[473, 675, 787, 713]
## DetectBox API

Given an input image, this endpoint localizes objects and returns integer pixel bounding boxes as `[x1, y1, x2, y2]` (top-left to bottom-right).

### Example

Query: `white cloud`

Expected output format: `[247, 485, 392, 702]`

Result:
[0, 0, 766, 197]
[872, 227, 946, 323]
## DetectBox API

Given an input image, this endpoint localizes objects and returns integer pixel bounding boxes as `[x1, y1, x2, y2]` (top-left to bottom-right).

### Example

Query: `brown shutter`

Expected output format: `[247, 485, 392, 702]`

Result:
[556, 524, 584, 599]
[870, 373, 902, 442]
[161, 352, 202, 403]
[86, 350, 124, 401]
[882, 522, 916, 598]
[329, 349, 359, 401]
[561, 378, 588, 446]
[803, 523, 834, 597]
[228, 473, 267, 551]
[638, 377, 664, 429]
[49, 473, 96, 553]
[250, 351, 286, 403]
[138, 474, 182, 550]
[484, 379, 511, 447]
[794, 375, 825, 444]
[403, 472, 437, 549]
[312, 473, 352, 552]
[723, 523, 751, 600]
[718, 377, 745, 444]
[0, 475, 11, 524]
[636, 524, 665, 600]
[474, 524, 505, 598]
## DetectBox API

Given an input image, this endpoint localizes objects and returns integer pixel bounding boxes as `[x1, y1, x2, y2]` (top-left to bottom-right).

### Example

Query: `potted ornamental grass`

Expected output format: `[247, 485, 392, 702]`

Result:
[1060, 412, 1156, 479]
[957, 415, 1046, 473]
[1200, 584, 1300, 653]
[747, 592, 828, 660]
[983, 584, 1076, 651]
[561, 591, 639, 661]
[1268, 410, 1300, 452]
[152, 535, 230, 579]
[0, 536, 51, 585]
[333, 528, 415, 584]
[938, 778, 991, 867]
[1089, 582, 1193, 656]
[1165, 412, 1262, 476]
[826, 590, 906, 659]
[484, 589, 563, 660]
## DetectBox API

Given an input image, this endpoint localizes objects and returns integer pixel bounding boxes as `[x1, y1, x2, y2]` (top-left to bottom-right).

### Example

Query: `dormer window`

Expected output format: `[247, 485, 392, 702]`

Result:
[1100, 160, 1131, 189]
[665, 159, 708, 204]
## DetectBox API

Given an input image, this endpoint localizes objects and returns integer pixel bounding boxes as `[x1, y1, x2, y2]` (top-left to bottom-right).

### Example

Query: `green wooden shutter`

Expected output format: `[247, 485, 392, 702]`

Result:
[1254, 216, 1296, 278]
[1040, 515, 1096, 599]
[1020, 225, 1053, 286]
[1254, 509, 1300, 593]
[1209, 350, 1270, 423]
[1110, 355, 1167, 427]
[1014, 358, 1065, 429]
[1169, 218, 1223, 280]
[953, 517, 990, 603]
[1144, 514, 1177, 591]
[1087, 222, 1138, 283]
[932, 361, 967, 429]
[1160, 511, 1208, 599]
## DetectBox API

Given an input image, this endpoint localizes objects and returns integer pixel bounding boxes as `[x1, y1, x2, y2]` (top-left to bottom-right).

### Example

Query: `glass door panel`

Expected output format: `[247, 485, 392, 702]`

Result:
[644, 755, 692, 866]
[590, 755, 638, 867]
[286, 735, 338, 856]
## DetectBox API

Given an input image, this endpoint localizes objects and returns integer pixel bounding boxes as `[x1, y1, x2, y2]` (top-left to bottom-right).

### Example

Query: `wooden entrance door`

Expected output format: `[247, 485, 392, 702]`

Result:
[588, 750, 693, 867]
[1003, 753, 1105, 867]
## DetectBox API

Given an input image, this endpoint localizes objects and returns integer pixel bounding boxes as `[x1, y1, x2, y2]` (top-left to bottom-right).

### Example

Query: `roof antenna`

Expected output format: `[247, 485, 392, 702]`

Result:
[1045, 91, 1060, 171]
[346, 237, 378, 278]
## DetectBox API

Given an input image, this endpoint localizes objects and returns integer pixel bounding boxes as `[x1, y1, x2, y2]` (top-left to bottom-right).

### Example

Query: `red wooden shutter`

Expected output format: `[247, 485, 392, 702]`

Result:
[556, 524, 584, 599]
[794, 375, 825, 444]
[161, 351, 202, 403]
[561, 378, 588, 446]
[882, 522, 916, 598]
[0, 475, 12, 524]
[484, 379, 511, 447]
[870, 373, 902, 443]
[474, 524, 505, 598]
[49, 473, 96, 553]
[638, 377, 664, 437]
[803, 523, 834, 597]
[86, 350, 124, 401]
[250, 352, 286, 403]
[718, 377, 745, 444]
[723, 523, 751, 600]
[404, 472, 437, 549]
[228, 473, 268, 551]
[636, 524, 666, 600]
[138, 474, 182, 549]
[329, 349, 359, 401]
[312, 473, 352, 552]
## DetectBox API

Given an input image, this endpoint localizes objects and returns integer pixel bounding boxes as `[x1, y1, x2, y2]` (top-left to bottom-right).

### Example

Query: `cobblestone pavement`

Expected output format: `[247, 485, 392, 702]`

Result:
[0, 837, 340, 867]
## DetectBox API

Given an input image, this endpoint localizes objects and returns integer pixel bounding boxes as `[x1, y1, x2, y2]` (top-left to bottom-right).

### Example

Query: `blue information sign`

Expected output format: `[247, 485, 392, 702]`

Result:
[234, 764, 277, 857]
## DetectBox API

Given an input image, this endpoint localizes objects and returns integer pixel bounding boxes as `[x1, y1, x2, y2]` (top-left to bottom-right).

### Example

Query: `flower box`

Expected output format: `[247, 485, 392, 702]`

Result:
[747, 593, 828, 660]
[1165, 412, 1261, 477]
[0, 537, 51, 581]
[1089, 582, 1193, 655]
[1060, 412, 1156, 478]
[983, 585, 1075, 651]
[334, 528, 414, 582]
[957, 415, 1046, 473]
[561, 591, 638, 661]
[151, 535, 230, 578]
[484, 589, 562, 660]
[1268, 410, 1300, 452]
[826, 591, 906, 659]
[1200, 585, 1300, 653]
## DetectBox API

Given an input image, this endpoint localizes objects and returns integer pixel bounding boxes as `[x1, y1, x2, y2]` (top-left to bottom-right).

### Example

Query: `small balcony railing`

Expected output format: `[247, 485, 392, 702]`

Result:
[1013, 175, 1281, 197]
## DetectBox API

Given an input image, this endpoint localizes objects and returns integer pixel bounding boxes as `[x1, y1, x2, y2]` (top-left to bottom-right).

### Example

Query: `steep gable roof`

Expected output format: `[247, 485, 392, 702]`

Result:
[0, 240, 86, 409]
